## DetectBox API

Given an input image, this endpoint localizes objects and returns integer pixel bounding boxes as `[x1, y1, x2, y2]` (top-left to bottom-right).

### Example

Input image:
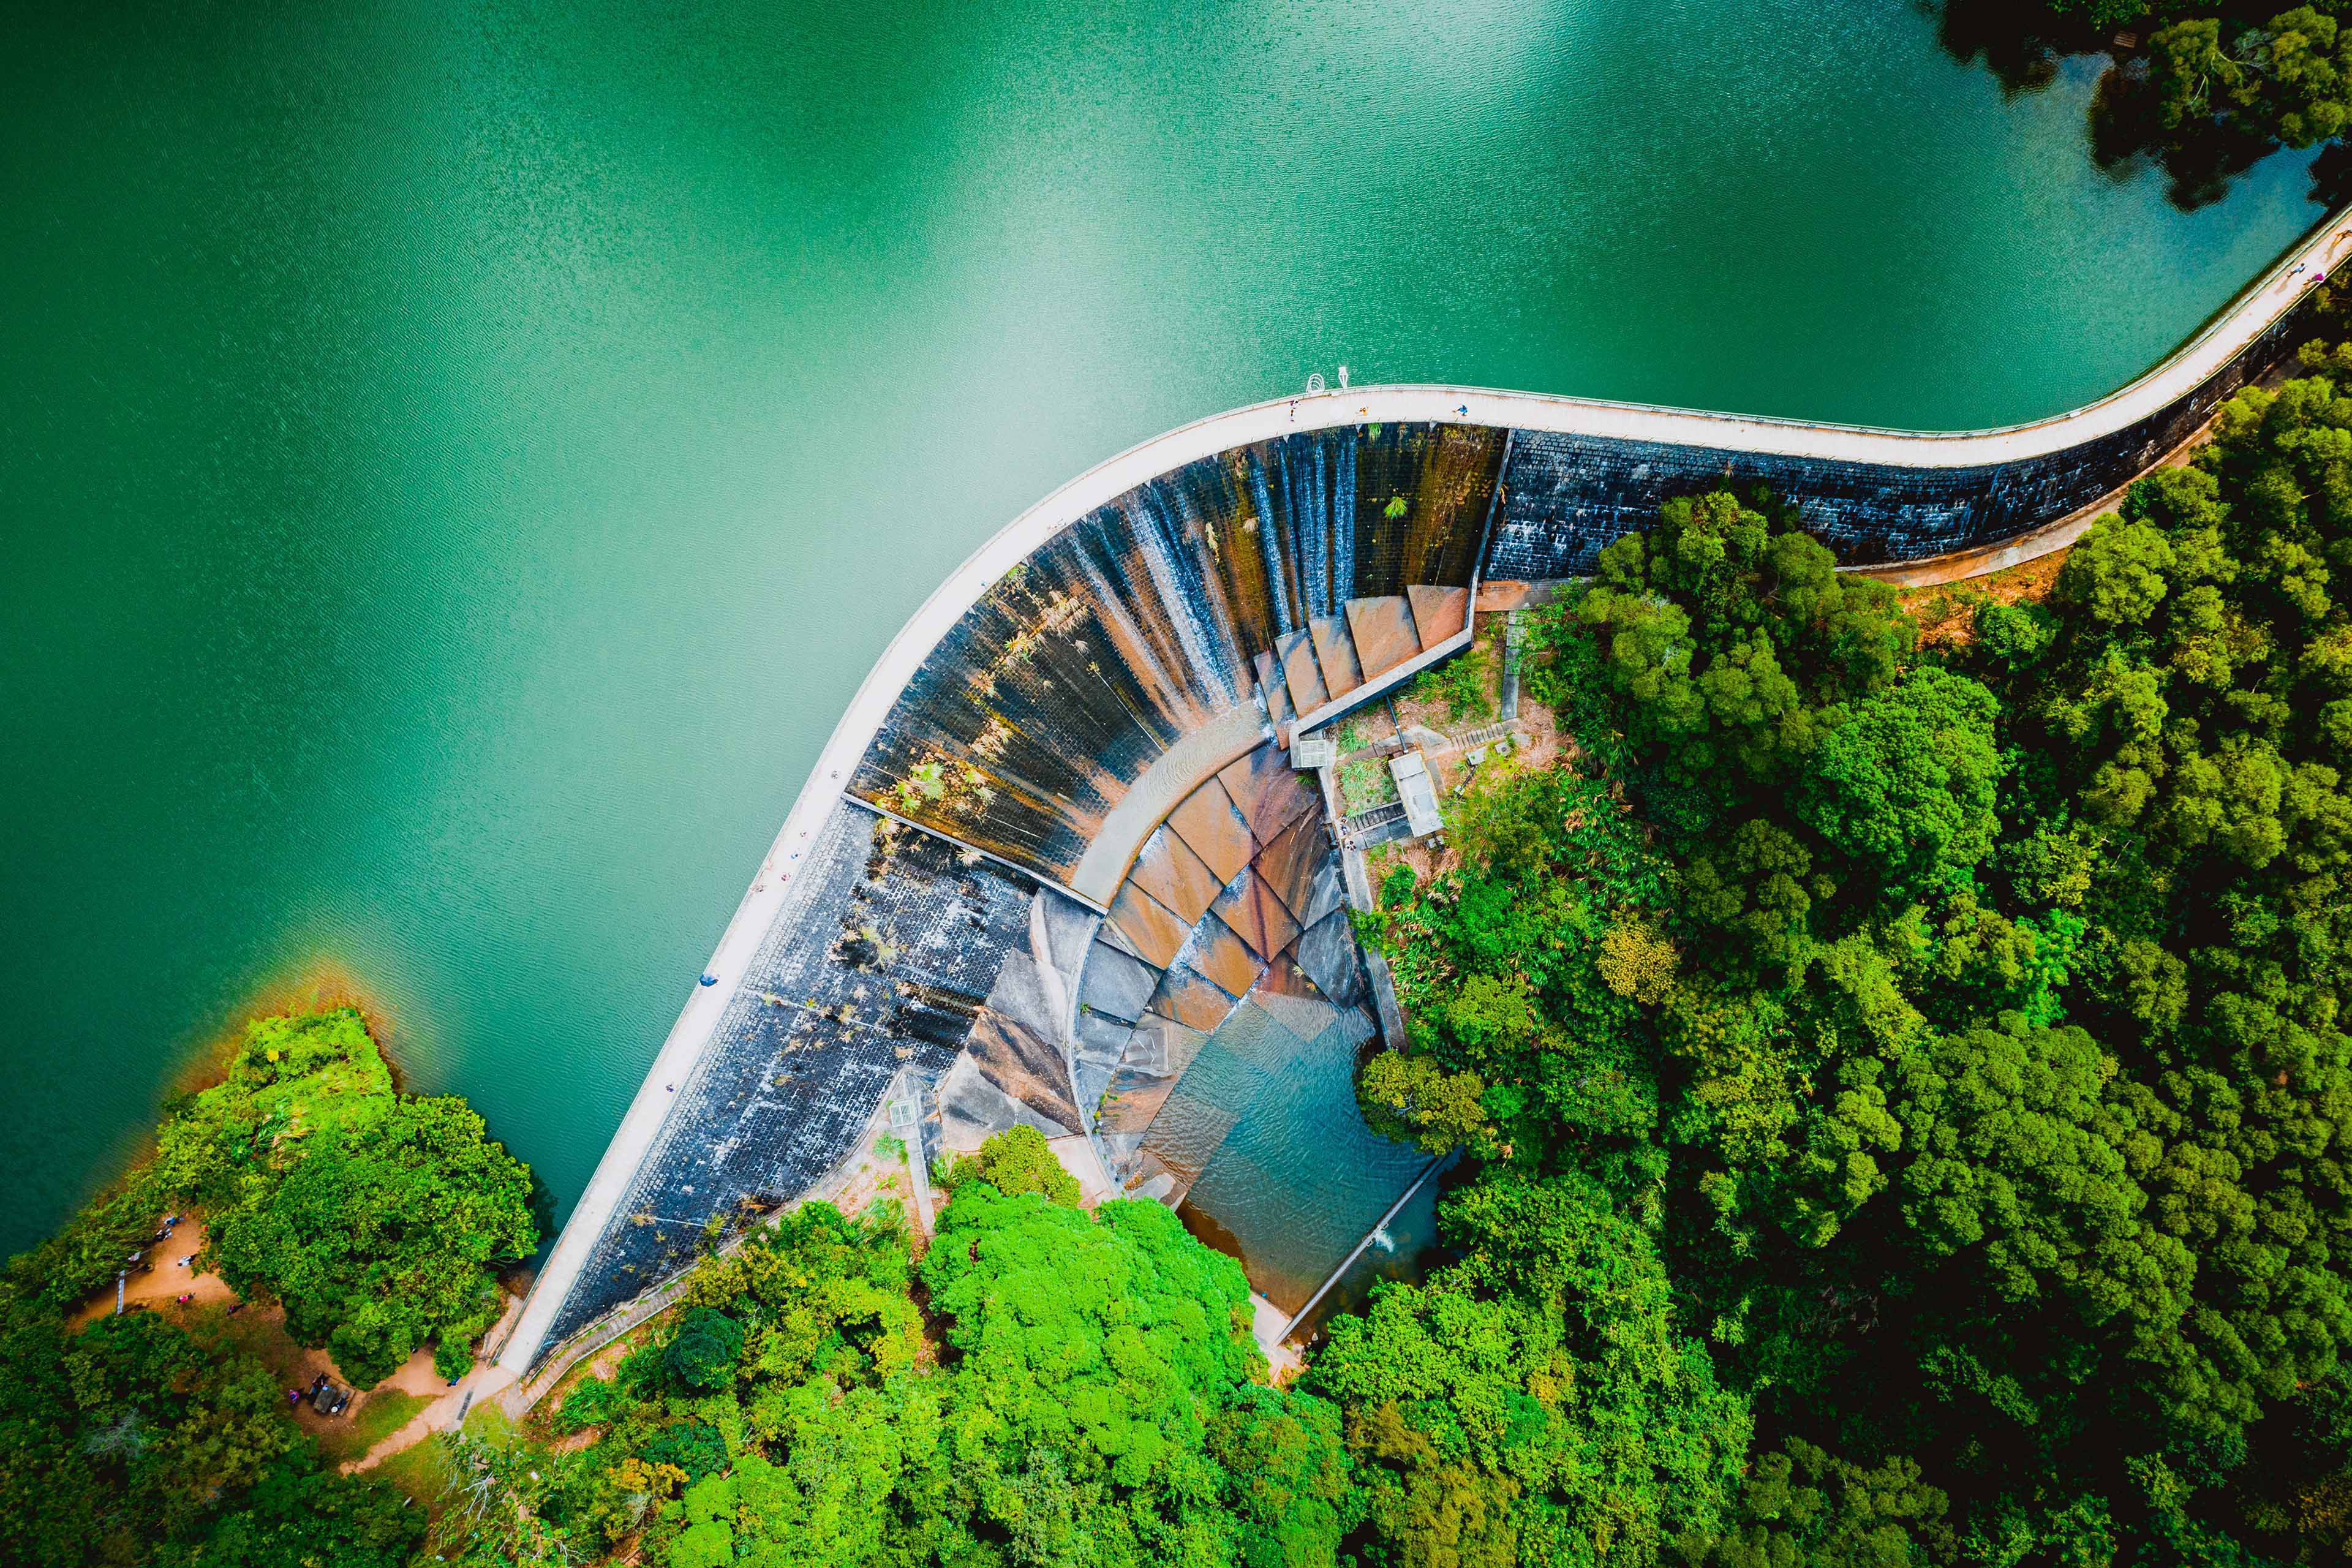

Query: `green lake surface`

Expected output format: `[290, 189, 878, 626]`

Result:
[0, 0, 2329, 1254]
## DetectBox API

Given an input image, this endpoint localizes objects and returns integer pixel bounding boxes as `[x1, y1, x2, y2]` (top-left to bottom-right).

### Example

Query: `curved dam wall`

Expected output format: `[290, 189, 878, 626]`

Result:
[848, 421, 1499, 886]
[497, 214, 2352, 1380]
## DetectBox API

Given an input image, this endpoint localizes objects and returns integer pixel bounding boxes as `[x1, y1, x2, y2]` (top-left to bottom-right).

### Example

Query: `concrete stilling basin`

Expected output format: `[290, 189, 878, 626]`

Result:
[499, 211, 2352, 1378]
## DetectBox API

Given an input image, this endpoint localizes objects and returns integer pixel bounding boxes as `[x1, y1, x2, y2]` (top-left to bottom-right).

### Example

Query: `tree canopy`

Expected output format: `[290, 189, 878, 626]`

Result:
[154, 1009, 537, 1385]
[1351, 367, 2352, 1563]
[503, 1129, 1356, 1567]
[1958, 0, 2352, 206]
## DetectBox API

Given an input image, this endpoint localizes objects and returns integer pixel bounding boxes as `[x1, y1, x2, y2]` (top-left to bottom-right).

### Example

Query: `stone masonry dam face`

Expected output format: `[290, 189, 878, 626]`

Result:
[499, 221, 2350, 1376]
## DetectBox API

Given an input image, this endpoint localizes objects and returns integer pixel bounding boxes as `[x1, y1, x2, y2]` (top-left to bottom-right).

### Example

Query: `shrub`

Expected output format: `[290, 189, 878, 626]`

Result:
[941, 1125, 1080, 1207]
[664, 1308, 745, 1391]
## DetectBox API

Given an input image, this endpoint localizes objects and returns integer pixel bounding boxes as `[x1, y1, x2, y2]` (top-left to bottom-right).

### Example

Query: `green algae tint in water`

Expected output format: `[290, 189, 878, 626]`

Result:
[0, 0, 2328, 1253]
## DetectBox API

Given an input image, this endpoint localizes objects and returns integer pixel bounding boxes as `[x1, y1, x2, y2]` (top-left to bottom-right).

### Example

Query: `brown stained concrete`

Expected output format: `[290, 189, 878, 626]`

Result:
[1216, 745, 1320, 846]
[1109, 882, 1191, 968]
[1280, 630, 1329, 715]
[1167, 777, 1256, 885]
[1068, 702, 1269, 907]
[1253, 814, 1327, 926]
[1288, 621, 1474, 739]
[1151, 965, 1242, 1034]
[1310, 617, 1364, 697]
[1407, 584, 1468, 645]
[1346, 595, 1422, 678]
[1188, 915, 1271, 998]
[1126, 826, 1226, 924]
[1212, 869, 1302, 961]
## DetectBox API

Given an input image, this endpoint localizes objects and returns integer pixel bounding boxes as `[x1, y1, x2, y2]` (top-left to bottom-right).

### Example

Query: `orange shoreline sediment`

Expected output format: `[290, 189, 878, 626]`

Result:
[49, 960, 412, 1232]
[168, 956, 406, 1099]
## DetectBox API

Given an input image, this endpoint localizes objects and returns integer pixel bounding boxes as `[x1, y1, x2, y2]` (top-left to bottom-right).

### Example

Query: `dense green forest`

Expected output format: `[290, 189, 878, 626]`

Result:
[1352, 346, 2352, 1563]
[448, 1126, 1351, 1567]
[0, 1008, 536, 1565]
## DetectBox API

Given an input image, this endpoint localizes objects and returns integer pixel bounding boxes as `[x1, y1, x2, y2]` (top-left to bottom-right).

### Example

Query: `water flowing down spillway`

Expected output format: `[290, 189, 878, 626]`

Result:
[848, 423, 1498, 883]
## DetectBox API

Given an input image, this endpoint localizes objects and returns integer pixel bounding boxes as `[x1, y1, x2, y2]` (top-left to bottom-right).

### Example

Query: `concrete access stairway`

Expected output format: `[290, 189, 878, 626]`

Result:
[1255, 584, 1469, 736]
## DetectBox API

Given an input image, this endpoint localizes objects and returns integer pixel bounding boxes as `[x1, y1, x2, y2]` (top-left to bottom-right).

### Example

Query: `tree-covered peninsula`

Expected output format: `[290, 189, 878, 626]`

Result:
[0, 1007, 536, 1565]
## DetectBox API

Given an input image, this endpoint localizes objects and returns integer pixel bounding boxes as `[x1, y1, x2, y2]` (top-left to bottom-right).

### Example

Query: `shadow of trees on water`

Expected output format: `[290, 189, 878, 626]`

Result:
[1932, 0, 2348, 212]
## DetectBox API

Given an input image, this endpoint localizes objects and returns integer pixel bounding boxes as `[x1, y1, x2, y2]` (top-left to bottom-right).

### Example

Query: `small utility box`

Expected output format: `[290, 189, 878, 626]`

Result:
[1291, 730, 1335, 769]
[1389, 751, 1444, 837]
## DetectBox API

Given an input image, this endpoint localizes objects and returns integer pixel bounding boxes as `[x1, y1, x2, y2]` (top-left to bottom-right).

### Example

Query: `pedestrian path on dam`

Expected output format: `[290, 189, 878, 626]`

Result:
[497, 207, 2352, 1379]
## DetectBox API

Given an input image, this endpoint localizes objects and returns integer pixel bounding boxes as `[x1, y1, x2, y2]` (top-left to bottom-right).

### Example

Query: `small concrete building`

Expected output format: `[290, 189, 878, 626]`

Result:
[1389, 750, 1444, 837]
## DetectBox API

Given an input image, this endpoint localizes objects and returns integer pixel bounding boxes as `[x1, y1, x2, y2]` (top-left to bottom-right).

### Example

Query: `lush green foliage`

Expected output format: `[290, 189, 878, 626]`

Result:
[938, 1121, 1082, 1207]
[664, 1307, 748, 1391]
[1354, 380, 2352, 1564]
[504, 1130, 1354, 1566]
[1966, 0, 2352, 205]
[920, 1185, 1329, 1564]
[1310, 1172, 1748, 1566]
[1357, 1048, 1499, 1157]
[1674, 1439, 1954, 1568]
[1408, 636, 1498, 725]
[0, 1007, 530, 1566]
[155, 1009, 537, 1385]
[2121, 3, 2352, 196]
[0, 1306, 423, 1567]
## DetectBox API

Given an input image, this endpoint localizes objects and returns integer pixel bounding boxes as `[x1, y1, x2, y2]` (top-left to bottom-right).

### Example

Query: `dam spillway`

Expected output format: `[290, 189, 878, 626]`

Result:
[848, 421, 1497, 888]
[499, 217, 2351, 1376]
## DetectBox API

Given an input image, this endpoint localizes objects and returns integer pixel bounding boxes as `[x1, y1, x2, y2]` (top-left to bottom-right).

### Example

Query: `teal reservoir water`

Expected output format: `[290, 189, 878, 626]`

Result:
[0, 0, 2329, 1254]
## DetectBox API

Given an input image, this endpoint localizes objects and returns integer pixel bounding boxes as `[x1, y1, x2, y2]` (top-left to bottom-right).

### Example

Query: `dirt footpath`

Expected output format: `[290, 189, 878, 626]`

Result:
[64, 1212, 524, 1466]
